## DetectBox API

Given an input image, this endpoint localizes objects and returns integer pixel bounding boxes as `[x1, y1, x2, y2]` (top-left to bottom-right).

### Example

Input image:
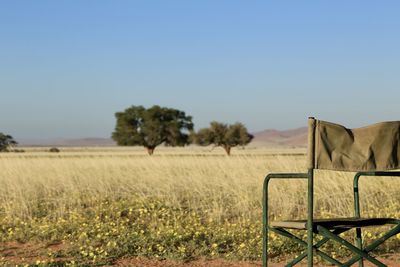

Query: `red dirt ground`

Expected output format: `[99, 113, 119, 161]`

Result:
[1, 242, 399, 266]
[112, 256, 399, 266]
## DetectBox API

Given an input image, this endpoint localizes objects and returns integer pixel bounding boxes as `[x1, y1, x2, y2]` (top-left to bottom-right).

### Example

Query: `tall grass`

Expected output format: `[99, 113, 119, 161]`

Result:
[0, 148, 399, 264]
[1, 148, 398, 220]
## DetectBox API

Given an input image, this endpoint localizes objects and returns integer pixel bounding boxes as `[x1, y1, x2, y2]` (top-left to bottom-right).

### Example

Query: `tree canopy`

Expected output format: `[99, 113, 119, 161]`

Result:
[112, 105, 194, 155]
[0, 133, 17, 152]
[193, 121, 253, 155]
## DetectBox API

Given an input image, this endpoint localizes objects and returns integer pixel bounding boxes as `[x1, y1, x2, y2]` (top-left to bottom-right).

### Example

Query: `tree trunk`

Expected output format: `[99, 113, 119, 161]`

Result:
[146, 146, 155, 155]
[223, 145, 231, 156]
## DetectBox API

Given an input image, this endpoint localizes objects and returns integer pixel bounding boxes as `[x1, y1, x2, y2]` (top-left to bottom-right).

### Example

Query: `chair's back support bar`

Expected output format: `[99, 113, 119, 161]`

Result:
[307, 117, 316, 267]
[307, 117, 316, 170]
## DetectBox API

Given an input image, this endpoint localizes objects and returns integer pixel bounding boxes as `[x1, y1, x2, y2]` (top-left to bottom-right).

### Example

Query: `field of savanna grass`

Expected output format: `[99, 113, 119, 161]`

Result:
[0, 147, 400, 266]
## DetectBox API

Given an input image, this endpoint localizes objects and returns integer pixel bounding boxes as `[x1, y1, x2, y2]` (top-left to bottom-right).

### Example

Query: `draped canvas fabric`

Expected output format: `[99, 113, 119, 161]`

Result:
[308, 118, 400, 172]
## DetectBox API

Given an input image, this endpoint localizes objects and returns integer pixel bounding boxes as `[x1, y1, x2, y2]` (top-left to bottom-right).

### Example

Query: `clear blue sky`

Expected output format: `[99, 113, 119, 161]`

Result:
[1, 1, 400, 139]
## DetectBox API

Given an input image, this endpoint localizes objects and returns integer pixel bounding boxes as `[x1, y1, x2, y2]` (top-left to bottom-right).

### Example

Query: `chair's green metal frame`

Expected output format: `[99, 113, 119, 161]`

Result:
[262, 171, 400, 267]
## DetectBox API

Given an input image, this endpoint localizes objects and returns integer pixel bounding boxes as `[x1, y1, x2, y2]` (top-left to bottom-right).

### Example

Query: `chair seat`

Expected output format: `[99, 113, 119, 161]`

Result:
[270, 217, 400, 230]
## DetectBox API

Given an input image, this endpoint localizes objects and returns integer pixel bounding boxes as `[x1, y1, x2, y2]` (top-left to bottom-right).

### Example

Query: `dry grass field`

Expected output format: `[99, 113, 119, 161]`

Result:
[0, 147, 399, 265]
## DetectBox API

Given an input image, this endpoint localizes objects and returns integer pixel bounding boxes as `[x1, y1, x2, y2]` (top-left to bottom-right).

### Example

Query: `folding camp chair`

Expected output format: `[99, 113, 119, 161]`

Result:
[262, 117, 400, 267]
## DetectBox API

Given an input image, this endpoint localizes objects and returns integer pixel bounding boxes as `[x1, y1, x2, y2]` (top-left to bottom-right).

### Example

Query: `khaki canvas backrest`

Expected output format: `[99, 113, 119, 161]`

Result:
[307, 118, 400, 172]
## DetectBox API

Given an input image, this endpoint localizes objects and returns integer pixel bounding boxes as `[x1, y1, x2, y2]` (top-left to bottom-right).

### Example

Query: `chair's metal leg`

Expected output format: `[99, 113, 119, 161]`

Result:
[269, 228, 308, 266]
[343, 223, 400, 267]
[285, 228, 348, 266]
[307, 169, 314, 267]
[271, 228, 343, 266]
[354, 174, 364, 267]
[286, 253, 306, 267]
[262, 177, 268, 267]
[262, 222, 268, 267]
[317, 225, 386, 267]
[355, 228, 364, 267]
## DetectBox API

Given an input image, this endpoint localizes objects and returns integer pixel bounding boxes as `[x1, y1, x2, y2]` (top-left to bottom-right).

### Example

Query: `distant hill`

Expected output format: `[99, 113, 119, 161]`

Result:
[251, 126, 307, 147]
[60, 138, 116, 147]
[18, 126, 307, 147]
[19, 138, 116, 147]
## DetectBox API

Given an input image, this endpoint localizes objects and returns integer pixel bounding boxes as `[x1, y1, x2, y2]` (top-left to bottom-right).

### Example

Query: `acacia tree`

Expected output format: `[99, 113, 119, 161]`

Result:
[0, 133, 17, 152]
[193, 121, 253, 155]
[112, 105, 194, 155]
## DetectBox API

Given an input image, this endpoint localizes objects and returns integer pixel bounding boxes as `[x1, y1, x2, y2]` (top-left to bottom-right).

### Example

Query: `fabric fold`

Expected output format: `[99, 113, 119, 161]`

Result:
[309, 119, 400, 172]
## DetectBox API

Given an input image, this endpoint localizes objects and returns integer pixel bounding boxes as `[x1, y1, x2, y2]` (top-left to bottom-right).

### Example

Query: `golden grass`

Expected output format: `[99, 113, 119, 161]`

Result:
[1, 147, 399, 221]
[1, 147, 400, 264]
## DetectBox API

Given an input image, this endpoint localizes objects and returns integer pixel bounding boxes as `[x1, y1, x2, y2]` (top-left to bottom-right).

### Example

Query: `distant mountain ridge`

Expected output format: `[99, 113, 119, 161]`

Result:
[251, 126, 307, 147]
[19, 138, 116, 147]
[19, 127, 308, 147]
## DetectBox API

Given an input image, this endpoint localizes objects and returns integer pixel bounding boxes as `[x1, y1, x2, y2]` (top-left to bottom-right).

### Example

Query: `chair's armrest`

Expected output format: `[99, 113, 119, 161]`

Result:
[353, 171, 400, 217]
[263, 173, 308, 223]
[262, 172, 308, 265]
[264, 172, 308, 184]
